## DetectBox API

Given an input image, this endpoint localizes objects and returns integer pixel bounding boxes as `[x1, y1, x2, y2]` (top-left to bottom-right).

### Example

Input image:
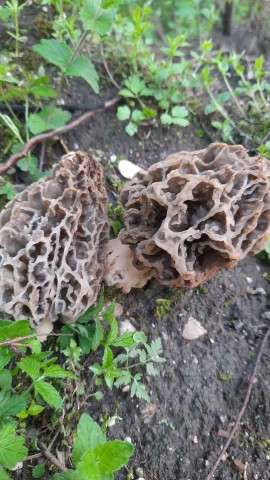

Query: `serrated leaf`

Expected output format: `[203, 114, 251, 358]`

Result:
[43, 365, 76, 379]
[67, 56, 99, 94]
[0, 392, 29, 419]
[111, 331, 134, 348]
[72, 413, 106, 467]
[35, 381, 62, 409]
[27, 401, 45, 416]
[33, 39, 71, 71]
[0, 320, 31, 343]
[117, 105, 130, 121]
[146, 362, 159, 376]
[18, 357, 40, 380]
[0, 425, 28, 468]
[80, 0, 116, 35]
[131, 380, 150, 402]
[106, 320, 118, 345]
[0, 348, 13, 370]
[133, 332, 147, 345]
[114, 371, 131, 387]
[30, 85, 57, 98]
[0, 465, 10, 480]
[96, 441, 134, 474]
[92, 320, 104, 352]
[102, 346, 113, 368]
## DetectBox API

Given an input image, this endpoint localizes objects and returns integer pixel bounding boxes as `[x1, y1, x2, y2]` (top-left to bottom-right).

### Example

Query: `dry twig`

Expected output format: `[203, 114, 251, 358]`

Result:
[206, 326, 270, 479]
[37, 440, 67, 472]
[0, 97, 120, 175]
[0, 332, 72, 348]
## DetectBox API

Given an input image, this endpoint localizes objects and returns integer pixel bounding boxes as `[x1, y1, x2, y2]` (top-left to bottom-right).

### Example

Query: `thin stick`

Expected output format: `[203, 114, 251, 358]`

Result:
[100, 44, 120, 89]
[206, 326, 270, 479]
[0, 97, 120, 175]
[37, 440, 67, 472]
[0, 332, 72, 348]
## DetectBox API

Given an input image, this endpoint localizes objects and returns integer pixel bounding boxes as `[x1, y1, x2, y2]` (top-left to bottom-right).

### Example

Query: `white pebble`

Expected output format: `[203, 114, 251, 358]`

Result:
[124, 436, 132, 443]
[193, 435, 198, 444]
[246, 276, 252, 283]
[118, 160, 145, 179]
[255, 287, 266, 295]
[73, 143, 79, 150]
[182, 317, 207, 341]
[262, 312, 270, 320]
[136, 467, 144, 477]
[119, 319, 136, 335]
[110, 154, 117, 163]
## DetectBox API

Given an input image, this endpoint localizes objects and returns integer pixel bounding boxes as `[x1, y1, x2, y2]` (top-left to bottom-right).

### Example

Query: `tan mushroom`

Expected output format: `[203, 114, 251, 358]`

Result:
[0, 151, 109, 330]
[105, 143, 270, 290]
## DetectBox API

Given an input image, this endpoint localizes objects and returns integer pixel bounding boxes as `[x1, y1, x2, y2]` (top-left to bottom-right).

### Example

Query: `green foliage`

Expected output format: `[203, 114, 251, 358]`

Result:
[155, 298, 172, 320]
[59, 295, 165, 402]
[0, 319, 75, 478]
[51, 413, 134, 480]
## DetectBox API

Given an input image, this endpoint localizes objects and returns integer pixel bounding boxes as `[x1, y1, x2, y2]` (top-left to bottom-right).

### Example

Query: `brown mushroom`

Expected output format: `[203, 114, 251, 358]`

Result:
[105, 143, 270, 290]
[0, 151, 109, 329]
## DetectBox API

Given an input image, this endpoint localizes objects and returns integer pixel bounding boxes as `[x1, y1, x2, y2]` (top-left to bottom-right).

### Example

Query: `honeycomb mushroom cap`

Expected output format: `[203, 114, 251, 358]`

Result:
[0, 151, 109, 327]
[119, 143, 270, 288]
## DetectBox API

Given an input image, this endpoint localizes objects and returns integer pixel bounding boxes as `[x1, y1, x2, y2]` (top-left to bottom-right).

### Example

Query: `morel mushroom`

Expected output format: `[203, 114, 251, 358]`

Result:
[106, 143, 270, 290]
[0, 151, 109, 328]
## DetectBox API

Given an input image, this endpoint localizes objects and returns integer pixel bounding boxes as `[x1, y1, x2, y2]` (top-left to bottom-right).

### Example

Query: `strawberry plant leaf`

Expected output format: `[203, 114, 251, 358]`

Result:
[67, 56, 99, 94]
[72, 413, 106, 467]
[35, 380, 62, 409]
[43, 365, 77, 379]
[18, 357, 40, 380]
[0, 424, 28, 468]
[33, 39, 72, 71]
[95, 440, 134, 474]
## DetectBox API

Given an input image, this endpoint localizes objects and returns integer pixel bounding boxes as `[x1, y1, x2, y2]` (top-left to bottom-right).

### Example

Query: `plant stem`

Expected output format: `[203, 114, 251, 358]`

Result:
[15, 13, 19, 57]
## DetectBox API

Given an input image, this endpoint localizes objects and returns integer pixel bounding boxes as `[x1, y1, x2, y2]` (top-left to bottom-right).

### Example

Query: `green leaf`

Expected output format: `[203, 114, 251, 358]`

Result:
[30, 85, 57, 98]
[33, 39, 71, 71]
[117, 105, 130, 121]
[131, 379, 150, 401]
[28, 107, 71, 135]
[27, 401, 45, 416]
[133, 332, 147, 344]
[160, 113, 172, 125]
[18, 357, 40, 380]
[0, 425, 28, 468]
[102, 346, 113, 368]
[0, 465, 10, 480]
[110, 331, 134, 348]
[35, 381, 62, 409]
[32, 462, 46, 478]
[0, 321, 31, 343]
[0, 370, 12, 393]
[146, 362, 159, 376]
[0, 392, 29, 419]
[67, 56, 99, 94]
[72, 413, 106, 467]
[43, 365, 77, 380]
[80, 0, 116, 35]
[17, 156, 39, 177]
[77, 291, 105, 323]
[0, 113, 23, 143]
[51, 471, 77, 480]
[0, 348, 13, 370]
[171, 117, 189, 127]
[92, 320, 104, 352]
[171, 106, 188, 118]
[125, 121, 137, 136]
[95, 441, 134, 474]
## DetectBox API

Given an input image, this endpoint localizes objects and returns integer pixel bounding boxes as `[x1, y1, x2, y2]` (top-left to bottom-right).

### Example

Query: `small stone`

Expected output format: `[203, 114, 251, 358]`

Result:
[209, 338, 215, 344]
[42, 5, 48, 11]
[255, 287, 266, 295]
[122, 385, 130, 393]
[119, 319, 136, 335]
[193, 435, 198, 444]
[262, 311, 270, 320]
[246, 276, 252, 283]
[205, 460, 210, 467]
[124, 436, 132, 443]
[193, 355, 199, 364]
[137, 478, 145, 480]
[246, 286, 256, 295]
[182, 317, 207, 341]
[220, 415, 227, 424]
[114, 303, 124, 317]
[233, 459, 247, 475]
[73, 143, 79, 150]
[107, 418, 116, 427]
[218, 429, 229, 438]
[136, 467, 144, 477]
[110, 154, 117, 163]
[140, 404, 156, 424]
[118, 160, 146, 179]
